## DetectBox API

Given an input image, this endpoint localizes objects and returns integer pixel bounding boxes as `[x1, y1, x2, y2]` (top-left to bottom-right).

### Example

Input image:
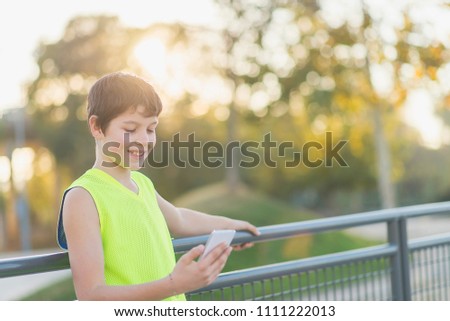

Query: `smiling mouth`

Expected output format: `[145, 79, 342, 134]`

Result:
[128, 149, 146, 158]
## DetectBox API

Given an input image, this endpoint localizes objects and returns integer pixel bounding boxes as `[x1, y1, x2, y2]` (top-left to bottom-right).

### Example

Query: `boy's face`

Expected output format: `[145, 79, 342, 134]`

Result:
[99, 105, 158, 170]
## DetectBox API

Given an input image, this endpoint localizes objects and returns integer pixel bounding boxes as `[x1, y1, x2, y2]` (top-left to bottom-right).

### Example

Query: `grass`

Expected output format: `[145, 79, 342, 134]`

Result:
[21, 182, 378, 300]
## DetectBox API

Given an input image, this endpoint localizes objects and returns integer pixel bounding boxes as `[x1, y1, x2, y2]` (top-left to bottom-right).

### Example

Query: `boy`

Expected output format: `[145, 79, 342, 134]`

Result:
[57, 72, 259, 300]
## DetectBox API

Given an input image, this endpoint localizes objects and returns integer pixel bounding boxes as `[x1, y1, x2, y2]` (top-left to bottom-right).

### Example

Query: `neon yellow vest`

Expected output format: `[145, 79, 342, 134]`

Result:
[57, 168, 185, 301]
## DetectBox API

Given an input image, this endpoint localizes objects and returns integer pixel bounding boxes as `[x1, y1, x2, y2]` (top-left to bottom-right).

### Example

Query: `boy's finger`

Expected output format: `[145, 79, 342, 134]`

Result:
[179, 245, 204, 264]
[232, 242, 254, 251]
[209, 247, 232, 275]
[200, 242, 229, 264]
[248, 224, 260, 236]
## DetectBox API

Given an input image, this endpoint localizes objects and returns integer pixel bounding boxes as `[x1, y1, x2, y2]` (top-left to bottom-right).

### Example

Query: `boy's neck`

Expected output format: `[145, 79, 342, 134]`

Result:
[92, 143, 140, 194]
[92, 161, 131, 184]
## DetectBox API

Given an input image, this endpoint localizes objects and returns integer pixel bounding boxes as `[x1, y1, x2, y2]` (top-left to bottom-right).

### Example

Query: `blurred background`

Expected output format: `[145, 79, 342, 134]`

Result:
[1, 0, 450, 299]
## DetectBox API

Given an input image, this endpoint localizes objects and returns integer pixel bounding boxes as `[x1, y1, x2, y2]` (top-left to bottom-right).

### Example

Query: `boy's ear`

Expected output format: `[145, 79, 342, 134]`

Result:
[88, 115, 103, 139]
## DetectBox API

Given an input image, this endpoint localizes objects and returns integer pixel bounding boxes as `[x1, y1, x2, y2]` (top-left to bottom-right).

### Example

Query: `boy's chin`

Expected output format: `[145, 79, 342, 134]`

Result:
[101, 160, 145, 170]
[121, 161, 145, 170]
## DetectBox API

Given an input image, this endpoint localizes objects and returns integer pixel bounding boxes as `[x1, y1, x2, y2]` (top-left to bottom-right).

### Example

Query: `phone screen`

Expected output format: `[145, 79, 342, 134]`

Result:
[200, 229, 236, 260]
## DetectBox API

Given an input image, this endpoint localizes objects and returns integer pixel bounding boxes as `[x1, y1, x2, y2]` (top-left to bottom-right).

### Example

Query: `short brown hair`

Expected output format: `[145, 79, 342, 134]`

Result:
[87, 72, 162, 133]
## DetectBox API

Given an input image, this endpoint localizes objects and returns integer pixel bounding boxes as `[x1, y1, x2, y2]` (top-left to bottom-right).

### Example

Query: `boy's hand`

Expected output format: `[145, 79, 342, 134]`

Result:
[171, 242, 232, 293]
[228, 219, 260, 251]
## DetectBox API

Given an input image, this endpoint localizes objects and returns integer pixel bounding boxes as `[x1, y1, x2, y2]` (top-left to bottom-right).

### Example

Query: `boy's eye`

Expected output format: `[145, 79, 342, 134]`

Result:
[147, 128, 155, 133]
[124, 128, 136, 133]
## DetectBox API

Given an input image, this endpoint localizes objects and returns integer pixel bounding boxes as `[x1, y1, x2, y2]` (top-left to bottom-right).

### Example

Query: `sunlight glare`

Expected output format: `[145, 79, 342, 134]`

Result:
[133, 38, 168, 81]
[11, 147, 35, 191]
[0, 156, 11, 183]
[402, 89, 443, 149]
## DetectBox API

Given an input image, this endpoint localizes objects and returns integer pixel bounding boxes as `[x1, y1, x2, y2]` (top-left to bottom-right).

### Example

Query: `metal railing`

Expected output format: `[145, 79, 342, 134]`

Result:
[2, 201, 450, 300]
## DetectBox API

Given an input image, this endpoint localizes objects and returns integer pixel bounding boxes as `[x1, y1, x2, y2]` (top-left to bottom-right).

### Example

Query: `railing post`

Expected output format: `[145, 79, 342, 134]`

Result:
[388, 217, 411, 300]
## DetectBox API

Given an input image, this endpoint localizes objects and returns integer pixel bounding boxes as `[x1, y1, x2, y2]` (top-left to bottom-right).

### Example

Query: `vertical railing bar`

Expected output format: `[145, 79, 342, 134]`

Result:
[315, 270, 320, 300]
[341, 264, 347, 300]
[330, 267, 336, 301]
[379, 258, 384, 300]
[306, 271, 311, 300]
[387, 218, 411, 300]
[437, 246, 443, 299]
[429, 247, 435, 301]
[261, 279, 266, 301]
[378, 258, 384, 300]
[347, 263, 353, 301]
[440, 245, 447, 300]
[433, 246, 440, 300]
[362, 259, 368, 300]
[415, 249, 421, 300]
[412, 251, 418, 300]
[417, 250, 423, 300]
[444, 245, 450, 301]
[355, 261, 361, 301]
[288, 274, 294, 301]
[370, 259, 377, 300]
[430, 247, 436, 300]
[380, 258, 389, 300]
[388, 220, 401, 300]
[420, 249, 426, 300]
[268, 278, 273, 300]
[384, 257, 390, 300]
[444, 245, 447, 301]
[353, 262, 359, 301]
[426, 247, 431, 300]
[251, 281, 256, 301]
[439, 245, 446, 300]
[433, 246, 439, 300]
[346, 264, 352, 301]
[400, 218, 411, 300]
[372, 259, 381, 301]
[298, 272, 303, 301]
[435, 246, 443, 300]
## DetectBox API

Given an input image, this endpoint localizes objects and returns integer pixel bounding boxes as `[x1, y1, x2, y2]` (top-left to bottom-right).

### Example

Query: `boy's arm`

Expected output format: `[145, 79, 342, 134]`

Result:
[63, 187, 231, 300]
[156, 192, 260, 238]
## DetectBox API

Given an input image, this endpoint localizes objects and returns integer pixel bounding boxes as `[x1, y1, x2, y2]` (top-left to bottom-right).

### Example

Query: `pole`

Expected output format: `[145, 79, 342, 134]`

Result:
[12, 108, 31, 251]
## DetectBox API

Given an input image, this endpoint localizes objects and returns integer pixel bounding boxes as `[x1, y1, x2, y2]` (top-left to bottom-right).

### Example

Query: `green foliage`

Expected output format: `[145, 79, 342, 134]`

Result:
[19, 1, 450, 252]
[26, 16, 145, 176]
[174, 183, 378, 272]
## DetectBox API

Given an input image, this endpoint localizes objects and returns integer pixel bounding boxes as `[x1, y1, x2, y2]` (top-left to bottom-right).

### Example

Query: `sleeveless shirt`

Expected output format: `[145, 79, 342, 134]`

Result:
[57, 168, 185, 301]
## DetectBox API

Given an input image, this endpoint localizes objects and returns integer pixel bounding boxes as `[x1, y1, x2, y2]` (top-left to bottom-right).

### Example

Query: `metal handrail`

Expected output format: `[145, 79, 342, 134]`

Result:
[2, 201, 450, 279]
[1, 201, 450, 301]
[190, 244, 397, 292]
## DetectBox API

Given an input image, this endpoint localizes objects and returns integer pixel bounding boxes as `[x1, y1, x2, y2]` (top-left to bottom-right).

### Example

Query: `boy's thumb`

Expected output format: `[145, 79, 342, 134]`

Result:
[180, 245, 204, 263]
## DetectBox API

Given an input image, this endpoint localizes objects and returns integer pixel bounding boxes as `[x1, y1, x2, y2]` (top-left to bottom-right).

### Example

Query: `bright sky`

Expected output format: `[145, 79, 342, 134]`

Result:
[0, 0, 218, 110]
[0, 0, 448, 148]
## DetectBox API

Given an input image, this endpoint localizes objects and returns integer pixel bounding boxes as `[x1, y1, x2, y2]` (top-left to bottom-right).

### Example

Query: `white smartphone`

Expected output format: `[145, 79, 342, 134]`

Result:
[200, 229, 236, 260]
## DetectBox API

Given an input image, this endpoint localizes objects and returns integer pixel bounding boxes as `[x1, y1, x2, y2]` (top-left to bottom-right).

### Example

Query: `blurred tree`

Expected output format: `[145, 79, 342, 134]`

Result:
[24, 16, 147, 241]
[22, 1, 450, 230]
[210, 0, 449, 210]
[27, 16, 145, 176]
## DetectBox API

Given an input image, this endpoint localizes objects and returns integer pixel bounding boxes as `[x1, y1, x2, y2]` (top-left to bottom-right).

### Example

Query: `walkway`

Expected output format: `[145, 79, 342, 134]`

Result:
[0, 248, 71, 300]
[345, 215, 450, 241]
